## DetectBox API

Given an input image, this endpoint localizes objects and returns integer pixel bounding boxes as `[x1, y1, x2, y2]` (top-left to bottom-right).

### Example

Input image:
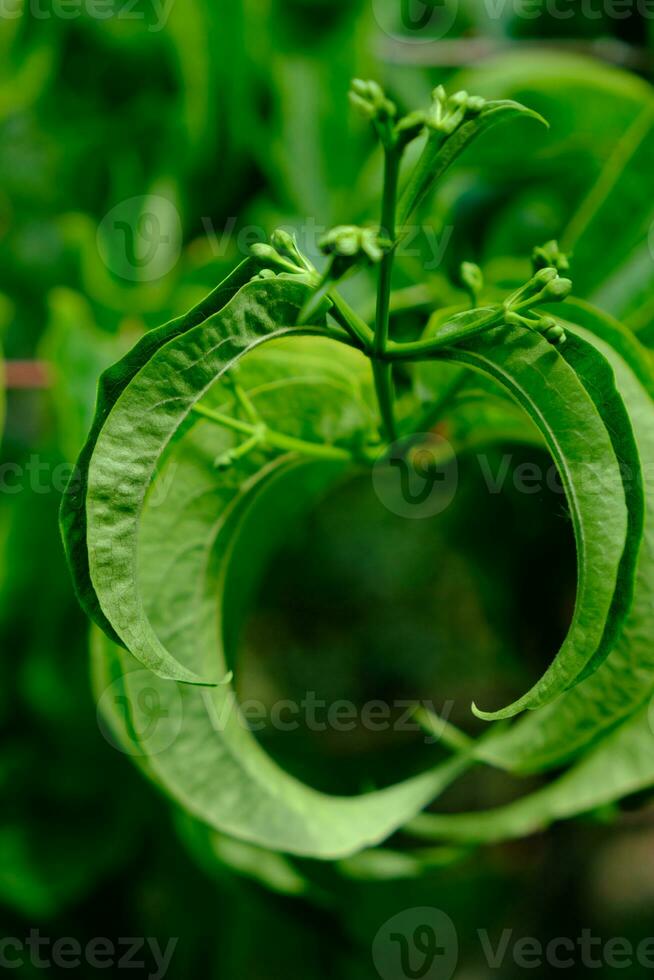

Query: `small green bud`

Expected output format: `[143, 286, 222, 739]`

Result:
[319, 225, 390, 265]
[427, 86, 487, 136]
[504, 310, 567, 346]
[541, 277, 573, 302]
[250, 243, 278, 262]
[467, 95, 486, 113]
[250, 239, 304, 275]
[533, 240, 570, 274]
[504, 266, 570, 311]
[270, 229, 312, 272]
[533, 266, 559, 285]
[214, 450, 235, 471]
[349, 78, 396, 124]
[270, 228, 296, 254]
[460, 261, 484, 301]
[542, 323, 567, 346]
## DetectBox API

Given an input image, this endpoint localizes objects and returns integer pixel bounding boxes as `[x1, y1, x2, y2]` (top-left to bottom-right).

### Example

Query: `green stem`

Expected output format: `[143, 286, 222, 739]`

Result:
[372, 146, 401, 441]
[191, 403, 355, 463]
[372, 360, 397, 442]
[385, 308, 504, 361]
[383, 290, 555, 362]
[375, 148, 399, 355]
[413, 706, 475, 754]
[229, 380, 261, 425]
[328, 290, 375, 350]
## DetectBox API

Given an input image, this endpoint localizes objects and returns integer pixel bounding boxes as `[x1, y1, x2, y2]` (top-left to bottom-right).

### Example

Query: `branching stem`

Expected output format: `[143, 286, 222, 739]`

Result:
[191, 403, 356, 463]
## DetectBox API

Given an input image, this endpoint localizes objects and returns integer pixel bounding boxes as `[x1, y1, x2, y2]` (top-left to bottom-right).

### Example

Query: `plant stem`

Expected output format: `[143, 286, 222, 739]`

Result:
[191, 403, 354, 462]
[372, 360, 398, 443]
[384, 308, 504, 361]
[328, 291, 375, 349]
[373, 145, 400, 441]
[413, 706, 475, 754]
[375, 148, 399, 356]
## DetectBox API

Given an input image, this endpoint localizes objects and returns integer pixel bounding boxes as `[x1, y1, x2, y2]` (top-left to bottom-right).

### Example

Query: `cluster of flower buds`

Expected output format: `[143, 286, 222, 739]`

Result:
[427, 86, 486, 136]
[532, 239, 571, 275]
[250, 229, 313, 280]
[320, 225, 389, 263]
[350, 79, 427, 151]
[319, 224, 391, 280]
[349, 79, 397, 127]
[349, 80, 489, 154]
[503, 266, 572, 346]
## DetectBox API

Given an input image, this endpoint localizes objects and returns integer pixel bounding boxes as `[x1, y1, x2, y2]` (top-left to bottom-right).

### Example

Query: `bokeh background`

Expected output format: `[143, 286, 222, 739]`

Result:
[2, 1, 654, 977]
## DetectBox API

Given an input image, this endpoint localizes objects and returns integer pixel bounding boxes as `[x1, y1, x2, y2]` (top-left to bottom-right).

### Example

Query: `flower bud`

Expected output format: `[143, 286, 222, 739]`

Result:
[533, 240, 570, 274]
[542, 277, 573, 302]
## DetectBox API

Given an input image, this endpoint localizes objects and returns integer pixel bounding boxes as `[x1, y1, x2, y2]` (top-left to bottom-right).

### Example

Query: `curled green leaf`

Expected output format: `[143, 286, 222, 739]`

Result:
[434, 323, 631, 720]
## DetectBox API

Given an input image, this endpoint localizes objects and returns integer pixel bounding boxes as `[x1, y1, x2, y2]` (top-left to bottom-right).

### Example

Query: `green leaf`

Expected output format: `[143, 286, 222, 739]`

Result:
[92, 445, 469, 857]
[555, 331, 643, 684]
[60, 259, 263, 665]
[88, 337, 472, 857]
[407, 702, 654, 846]
[412, 306, 543, 449]
[476, 303, 654, 772]
[398, 100, 547, 228]
[436, 322, 631, 719]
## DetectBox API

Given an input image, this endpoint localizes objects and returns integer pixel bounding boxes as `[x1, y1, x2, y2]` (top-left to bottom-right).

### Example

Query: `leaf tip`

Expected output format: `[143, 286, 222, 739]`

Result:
[471, 700, 520, 722]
